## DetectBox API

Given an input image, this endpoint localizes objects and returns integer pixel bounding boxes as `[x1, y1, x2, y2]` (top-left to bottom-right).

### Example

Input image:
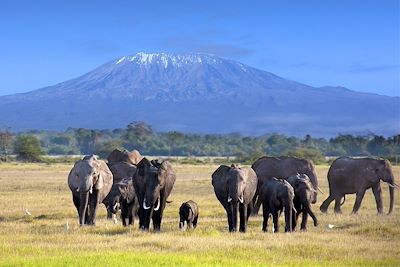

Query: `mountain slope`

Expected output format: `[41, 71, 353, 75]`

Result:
[0, 52, 398, 136]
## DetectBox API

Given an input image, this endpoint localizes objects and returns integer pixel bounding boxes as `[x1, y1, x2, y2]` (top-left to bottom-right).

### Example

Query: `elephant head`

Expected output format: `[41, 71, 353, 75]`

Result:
[299, 161, 318, 204]
[372, 159, 396, 214]
[68, 155, 112, 225]
[179, 202, 193, 229]
[212, 164, 257, 232]
[135, 157, 176, 230]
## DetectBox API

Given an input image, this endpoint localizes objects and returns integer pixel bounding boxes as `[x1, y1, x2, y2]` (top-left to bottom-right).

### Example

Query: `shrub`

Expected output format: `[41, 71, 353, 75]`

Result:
[14, 135, 44, 162]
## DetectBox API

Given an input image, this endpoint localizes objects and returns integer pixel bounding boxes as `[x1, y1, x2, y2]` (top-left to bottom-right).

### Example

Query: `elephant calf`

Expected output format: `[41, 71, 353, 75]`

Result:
[119, 180, 139, 227]
[258, 177, 295, 233]
[179, 200, 199, 230]
[287, 174, 318, 231]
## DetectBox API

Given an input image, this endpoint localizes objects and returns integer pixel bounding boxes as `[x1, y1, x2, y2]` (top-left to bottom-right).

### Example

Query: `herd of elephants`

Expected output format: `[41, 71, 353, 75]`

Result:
[67, 149, 397, 232]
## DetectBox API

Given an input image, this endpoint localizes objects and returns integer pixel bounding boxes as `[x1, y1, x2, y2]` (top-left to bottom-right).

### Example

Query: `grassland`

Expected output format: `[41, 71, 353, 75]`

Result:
[0, 162, 399, 266]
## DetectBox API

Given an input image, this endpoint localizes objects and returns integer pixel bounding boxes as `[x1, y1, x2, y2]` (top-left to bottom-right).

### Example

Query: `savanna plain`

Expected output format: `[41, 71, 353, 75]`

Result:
[0, 162, 399, 266]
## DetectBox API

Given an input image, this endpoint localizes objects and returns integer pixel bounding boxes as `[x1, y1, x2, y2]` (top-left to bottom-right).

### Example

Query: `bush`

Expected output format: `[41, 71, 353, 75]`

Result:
[14, 135, 44, 162]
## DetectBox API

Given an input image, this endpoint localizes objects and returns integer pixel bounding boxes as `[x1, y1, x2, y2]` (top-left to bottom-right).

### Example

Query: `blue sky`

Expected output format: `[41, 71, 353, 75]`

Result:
[0, 0, 399, 96]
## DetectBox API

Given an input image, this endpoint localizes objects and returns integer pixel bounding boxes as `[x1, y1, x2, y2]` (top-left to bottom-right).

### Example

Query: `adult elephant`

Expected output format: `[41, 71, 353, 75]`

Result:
[320, 157, 397, 214]
[103, 162, 137, 222]
[251, 156, 319, 215]
[134, 158, 176, 231]
[212, 164, 258, 232]
[107, 148, 143, 166]
[68, 155, 113, 225]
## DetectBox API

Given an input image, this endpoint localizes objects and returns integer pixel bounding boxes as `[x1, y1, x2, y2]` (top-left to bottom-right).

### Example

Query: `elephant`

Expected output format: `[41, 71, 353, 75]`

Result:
[258, 177, 296, 233]
[134, 158, 176, 231]
[251, 156, 319, 215]
[287, 174, 318, 230]
[67, 155, 113, 225]
[119, 179, 139, 227]
[179, 200, 199, 230]
[102, 162, 137, 223]
[107, 148, 143, 166]
[211, 164, 258, 232]
[320, 157, 397, 214]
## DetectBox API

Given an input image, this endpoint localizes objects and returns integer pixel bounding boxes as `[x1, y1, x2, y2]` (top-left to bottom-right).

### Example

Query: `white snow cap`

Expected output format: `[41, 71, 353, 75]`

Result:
[115, 52, 220, 67]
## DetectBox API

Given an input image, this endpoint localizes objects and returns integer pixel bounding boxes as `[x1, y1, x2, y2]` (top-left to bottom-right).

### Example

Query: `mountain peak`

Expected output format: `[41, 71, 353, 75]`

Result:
[115, 52, 222, 68]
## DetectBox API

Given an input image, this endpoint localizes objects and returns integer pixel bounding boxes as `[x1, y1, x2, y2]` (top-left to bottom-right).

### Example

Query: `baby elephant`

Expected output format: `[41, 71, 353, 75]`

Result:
[287, 174, 318, 231]
[179, 200, 199, 230]
[258, 177, 296, 233]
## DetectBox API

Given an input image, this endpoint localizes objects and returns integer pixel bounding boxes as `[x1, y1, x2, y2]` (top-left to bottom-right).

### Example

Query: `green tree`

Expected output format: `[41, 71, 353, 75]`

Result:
[14, 135, 44, 162]
[0, 128, 12, 161]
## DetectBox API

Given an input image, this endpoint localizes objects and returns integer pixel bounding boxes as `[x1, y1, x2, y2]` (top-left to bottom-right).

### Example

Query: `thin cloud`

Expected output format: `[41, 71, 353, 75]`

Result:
[349, 64, 400, 73]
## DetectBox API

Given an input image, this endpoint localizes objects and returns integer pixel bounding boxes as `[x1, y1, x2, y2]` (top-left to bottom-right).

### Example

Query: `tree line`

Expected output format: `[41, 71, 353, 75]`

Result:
[0, 122, 399, 164]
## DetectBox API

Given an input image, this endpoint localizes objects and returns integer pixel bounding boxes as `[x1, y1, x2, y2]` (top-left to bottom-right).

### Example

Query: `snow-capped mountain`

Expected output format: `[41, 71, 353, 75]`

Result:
[0, 52, 398, 136]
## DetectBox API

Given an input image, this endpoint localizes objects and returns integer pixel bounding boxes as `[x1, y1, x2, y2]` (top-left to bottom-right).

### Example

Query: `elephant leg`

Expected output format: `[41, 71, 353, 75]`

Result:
[352, 190, 366, 214]
[152, 210, 161, 231]
[252, 197, 262, 216]
[320, 195, 334, 213]
[88, 190, 100, 225]
[193, 215, 198, 228]
[300, 211, 308, 230]
[292, 208, 297, 231]
[372, 184, 383, 214]
[262, 204, 269, 232]
[247, 204, 252, 221]
[334, 195, 343, 214]
[239, 203, 247, 232]
[272, 210, 279, 233]
[307, 206, 318, 227]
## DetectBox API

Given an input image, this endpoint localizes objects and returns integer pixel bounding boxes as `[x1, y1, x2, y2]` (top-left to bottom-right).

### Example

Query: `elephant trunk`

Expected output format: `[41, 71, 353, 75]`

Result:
[307, 170, 318, 204]
[79, 191, 90, 225]
[388, 184, 394, 214]
[231, 201, 238, 232]
[284, 202, 293, 232]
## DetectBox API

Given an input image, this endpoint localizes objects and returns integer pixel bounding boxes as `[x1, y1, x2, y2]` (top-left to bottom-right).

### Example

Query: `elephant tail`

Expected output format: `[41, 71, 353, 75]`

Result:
[340, 195, 346, 206]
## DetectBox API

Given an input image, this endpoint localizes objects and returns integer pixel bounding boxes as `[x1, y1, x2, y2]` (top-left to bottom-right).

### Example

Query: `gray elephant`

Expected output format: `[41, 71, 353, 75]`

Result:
[119, 179, 139, 227]
[107, 148, 143, 166]
[179, 200, 199, 230]
[67, 155, 113, 225]
[251, 156, 319, 215]
[212, 164, 258, 232]
[258, 177, 295, 232]
[287, 174, 318, 230]
[102, 162, 137, 222]
[320, 157, 396, 214]
[134, 158, 176, 231]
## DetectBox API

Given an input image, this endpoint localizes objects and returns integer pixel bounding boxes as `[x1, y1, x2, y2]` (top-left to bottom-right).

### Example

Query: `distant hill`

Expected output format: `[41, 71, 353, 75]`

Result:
[0, 52, 398, 136]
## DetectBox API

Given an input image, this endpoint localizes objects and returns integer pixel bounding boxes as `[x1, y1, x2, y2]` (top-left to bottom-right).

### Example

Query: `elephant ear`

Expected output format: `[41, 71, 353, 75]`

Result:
[211, 165, 231, 205]
[160, 160, 176, 199]
[95, 160, 113, 191]
[243, 167, 258, 201]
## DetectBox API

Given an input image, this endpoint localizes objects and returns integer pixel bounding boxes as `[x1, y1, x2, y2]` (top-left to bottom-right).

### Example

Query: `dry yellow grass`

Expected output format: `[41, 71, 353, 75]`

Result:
[0, 163, 399, 266]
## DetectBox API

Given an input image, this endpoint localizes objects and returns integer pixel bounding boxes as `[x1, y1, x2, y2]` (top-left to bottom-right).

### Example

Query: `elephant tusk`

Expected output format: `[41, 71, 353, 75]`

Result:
[227, 196, 232, 203]
[113, 203, 118, 210]
[317, 186, 324, 194]
[153, 198, 161, 211]
[143, 198, 151, 210]
[76, 188, 80, 192]
[387, 183, 399, 189]
[238, 194, 244, 203]
[89, 187, 93, 194]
